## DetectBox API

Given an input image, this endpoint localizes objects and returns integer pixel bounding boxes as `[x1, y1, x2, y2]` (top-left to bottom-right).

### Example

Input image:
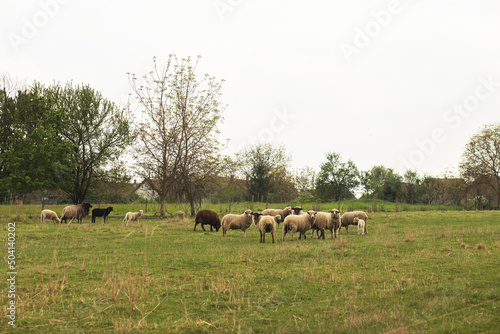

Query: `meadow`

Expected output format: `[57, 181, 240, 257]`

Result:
[0, 203, 498, 333]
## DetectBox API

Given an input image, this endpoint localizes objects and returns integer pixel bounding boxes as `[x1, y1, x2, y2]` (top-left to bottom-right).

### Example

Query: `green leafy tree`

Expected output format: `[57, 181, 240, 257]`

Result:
[402, 170, 420, 204]
[316, 152, 359, 202]
[45, 82, 134, 204]
[236, 143, 293, 202]
[0, 84, 70, 201]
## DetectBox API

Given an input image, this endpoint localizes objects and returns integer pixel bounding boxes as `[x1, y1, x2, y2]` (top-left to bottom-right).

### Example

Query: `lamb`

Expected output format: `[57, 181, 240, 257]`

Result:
[253, 212, 281, 243]
[261, 206, 292, 226]
[194, 209, 221, 232]
[311, 209, 340, 239]
[91, 206, 113, 223]
[60, 202, 92, 224]
[123, 210, 144, 226]
[40, 209, 61, 224]
[282, 210, 317, 241]
[339, 211, 368, 234]
[353, 217, 366, 235]
[221, 209, 254, 237]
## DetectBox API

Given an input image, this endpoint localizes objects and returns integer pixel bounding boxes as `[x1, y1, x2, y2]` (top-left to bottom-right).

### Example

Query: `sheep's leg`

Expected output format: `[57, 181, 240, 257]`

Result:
[271, 231, 274, 244]
[201, 224, 206, 232]
[260, 231, 263, 243]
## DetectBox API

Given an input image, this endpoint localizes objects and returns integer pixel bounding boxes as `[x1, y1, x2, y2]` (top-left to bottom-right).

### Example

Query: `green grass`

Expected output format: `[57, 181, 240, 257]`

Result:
[1, 206, 498, 333]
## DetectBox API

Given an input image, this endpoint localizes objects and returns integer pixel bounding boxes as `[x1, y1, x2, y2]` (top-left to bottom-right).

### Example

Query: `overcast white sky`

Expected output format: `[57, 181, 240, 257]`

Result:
[2, 0, 499, 178]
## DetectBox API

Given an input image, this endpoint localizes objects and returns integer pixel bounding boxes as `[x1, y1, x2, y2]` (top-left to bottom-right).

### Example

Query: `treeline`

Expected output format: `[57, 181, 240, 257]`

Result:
[1, 56, 499, 212]
[218, 143, 498, 211]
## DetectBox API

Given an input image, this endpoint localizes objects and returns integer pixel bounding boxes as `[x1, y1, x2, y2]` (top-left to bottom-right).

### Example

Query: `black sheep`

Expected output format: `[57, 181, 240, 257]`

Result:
[91, 206, 113, 223]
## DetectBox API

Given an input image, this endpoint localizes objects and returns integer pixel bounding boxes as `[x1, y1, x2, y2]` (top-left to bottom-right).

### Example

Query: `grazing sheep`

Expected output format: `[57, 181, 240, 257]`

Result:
[292, 206, 304, 215]
[40, 209, 61, 224]
[194, 210, 221, 232]
[221, 209, 253, 237]
[123, 210, 144, 226]
[282, 210, 317, 241]
[311, 209, 341, 239]
[172, 211, 185, 218]
[91, 206, 113, 223]
[339, 211, 368, 234]
[60, 202, 92, 224]
[254, 213, 281, 243]
[261, 207, 292, 226]
[353, 217, 366, 235]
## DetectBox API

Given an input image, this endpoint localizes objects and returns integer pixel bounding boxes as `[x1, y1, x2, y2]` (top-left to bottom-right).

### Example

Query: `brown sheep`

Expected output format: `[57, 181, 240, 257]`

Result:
[194, 210, 221, 232]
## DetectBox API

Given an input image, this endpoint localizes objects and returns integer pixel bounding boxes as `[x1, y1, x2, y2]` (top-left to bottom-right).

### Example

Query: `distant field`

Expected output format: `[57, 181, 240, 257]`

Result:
[1, 206, 498, 333]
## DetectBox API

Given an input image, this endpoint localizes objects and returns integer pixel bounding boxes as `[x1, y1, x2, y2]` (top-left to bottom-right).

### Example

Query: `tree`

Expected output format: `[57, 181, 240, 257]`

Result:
[360, 166, 402, 207]
[316, 152, 359, 202]
[459, 123, 500, 208]
[129, 55, 227, 216]
[0, 83, 70, 202]
[402, 170, 420, 204]
[294, 166, 316, 198]
[45, 82, 134, 204]
[236, 143, 293, 202]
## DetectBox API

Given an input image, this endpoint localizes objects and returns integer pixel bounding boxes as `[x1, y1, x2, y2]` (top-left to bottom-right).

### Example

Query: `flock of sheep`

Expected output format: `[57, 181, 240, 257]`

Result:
[39, 204, 368, 243]
[195, 206, 368, 243]
[40, 202, 145, 226]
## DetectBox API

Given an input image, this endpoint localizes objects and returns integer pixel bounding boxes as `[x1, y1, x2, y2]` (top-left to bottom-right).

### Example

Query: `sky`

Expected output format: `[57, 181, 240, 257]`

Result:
[1, 0, 500, 178]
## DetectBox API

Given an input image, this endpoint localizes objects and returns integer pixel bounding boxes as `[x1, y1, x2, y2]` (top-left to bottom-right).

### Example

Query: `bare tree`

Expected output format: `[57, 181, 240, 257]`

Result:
[459, 122, 500, 208]
[129, 55, 227, 216]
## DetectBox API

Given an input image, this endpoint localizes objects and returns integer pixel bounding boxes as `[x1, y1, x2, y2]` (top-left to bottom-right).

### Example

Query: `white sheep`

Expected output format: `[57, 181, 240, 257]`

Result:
[123, 210, 144, 226]
[221, 209, 253, 237]
[353, 217, 366, 235]
[311, 209, 340, 239]
[339, 211, 368, 235]
[261, 207, 292, 226]
[40, 209, 61, 224]
[282, 210, 317, 241]
[254, 213, 281, 243]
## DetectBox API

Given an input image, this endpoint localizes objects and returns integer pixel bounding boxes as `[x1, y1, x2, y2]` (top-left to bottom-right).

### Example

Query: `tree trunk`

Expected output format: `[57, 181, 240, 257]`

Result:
[160, 195, 166, 216]
[189, 197, 195, 216]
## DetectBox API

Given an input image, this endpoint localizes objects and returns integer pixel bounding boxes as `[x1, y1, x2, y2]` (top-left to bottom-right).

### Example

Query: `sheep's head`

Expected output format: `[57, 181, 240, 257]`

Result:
[306, 210, 317, 221]
[330, 209, 340, 219]
[292, 206, 303, 215]
[283, 207, 293, 217]
[214, 218, 221, 232]
[353, 217, 359, 224]
[138, 210, 144, 216]
[252, 212, 263, 224]
[244, 209, 253, 217]
[108, 207, 114, 213]
[274, 214, 282, 223]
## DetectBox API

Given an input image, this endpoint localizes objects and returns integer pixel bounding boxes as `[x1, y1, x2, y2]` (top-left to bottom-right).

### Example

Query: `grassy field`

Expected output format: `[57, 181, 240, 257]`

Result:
[0, 205, 499, 333]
